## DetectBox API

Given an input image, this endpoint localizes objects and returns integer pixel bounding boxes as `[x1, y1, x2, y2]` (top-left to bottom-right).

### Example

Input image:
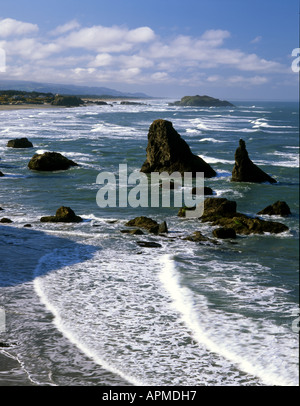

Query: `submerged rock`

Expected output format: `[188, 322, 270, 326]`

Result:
[200, 197, 288, 235]
[169, 95, 234, 107]
[140, 119, 216, 178]
[257, 201, 291, 217]
[231, 139, 277, 183]
[7, 138, 33, 148]
[40, 206, 82, 223]
[28, 152, 78, 171]
[136, 241, 162, 248]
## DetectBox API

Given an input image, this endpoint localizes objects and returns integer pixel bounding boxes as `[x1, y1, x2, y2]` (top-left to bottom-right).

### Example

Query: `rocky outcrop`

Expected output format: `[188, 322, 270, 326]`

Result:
[0, 171, 4, 177]
[51, 95, 84, 107]
[125, 216, 165, 234]
[200, 197, 288, 235]
[7, 138, 33, 148]
[140, 119, 216, 178]
[169, 95, 234, 107]
[28, 152, 78, 171]
[257, 201, 291, 217]
[231, 139, 277, 183]
[40, 206, 82, 223]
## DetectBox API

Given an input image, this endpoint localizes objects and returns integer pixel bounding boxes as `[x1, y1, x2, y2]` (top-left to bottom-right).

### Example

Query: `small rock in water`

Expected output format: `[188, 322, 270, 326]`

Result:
[257, 201, 291, 217]
[136, 241, 162, 248]
[7, 138, 33, 148]
[40, 206, 82, 223]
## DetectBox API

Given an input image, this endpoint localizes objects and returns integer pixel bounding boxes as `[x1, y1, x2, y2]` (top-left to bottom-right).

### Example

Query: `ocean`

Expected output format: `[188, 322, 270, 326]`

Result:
[0, 99, 299, 386]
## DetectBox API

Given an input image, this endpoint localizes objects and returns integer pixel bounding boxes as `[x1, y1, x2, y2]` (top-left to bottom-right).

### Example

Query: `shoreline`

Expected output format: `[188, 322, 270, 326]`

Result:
[0, 104, 67, 111]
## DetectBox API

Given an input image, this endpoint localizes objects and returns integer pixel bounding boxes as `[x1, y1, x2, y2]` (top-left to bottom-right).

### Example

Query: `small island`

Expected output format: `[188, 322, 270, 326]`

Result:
[169, 95, 234, 107]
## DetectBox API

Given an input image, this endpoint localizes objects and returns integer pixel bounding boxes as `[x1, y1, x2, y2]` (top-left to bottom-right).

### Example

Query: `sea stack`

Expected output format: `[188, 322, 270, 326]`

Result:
[140, 119, 216, 178]
[231, 139, 277, 183]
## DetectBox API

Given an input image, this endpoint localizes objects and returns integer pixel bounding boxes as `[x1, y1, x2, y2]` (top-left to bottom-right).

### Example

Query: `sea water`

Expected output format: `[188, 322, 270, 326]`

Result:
[0, 99, 299, 386]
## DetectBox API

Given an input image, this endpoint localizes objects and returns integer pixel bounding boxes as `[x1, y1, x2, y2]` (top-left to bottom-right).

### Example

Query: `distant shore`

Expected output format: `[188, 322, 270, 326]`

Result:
[0, 104, 67, 111]
[0, 99, 149, 111]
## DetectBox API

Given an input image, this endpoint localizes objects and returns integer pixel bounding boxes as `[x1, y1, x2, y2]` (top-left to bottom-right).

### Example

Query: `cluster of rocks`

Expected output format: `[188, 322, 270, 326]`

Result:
[140, 119, 277, 185]
[1, 117, 292, 247]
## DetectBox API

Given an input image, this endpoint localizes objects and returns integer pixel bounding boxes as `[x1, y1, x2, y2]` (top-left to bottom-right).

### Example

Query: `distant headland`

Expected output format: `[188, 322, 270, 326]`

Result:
[169, 95, 234, 107]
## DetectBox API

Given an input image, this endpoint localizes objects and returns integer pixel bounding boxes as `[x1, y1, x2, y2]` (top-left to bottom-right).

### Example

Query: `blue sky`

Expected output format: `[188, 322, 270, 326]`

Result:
[0, 0, 299, 100]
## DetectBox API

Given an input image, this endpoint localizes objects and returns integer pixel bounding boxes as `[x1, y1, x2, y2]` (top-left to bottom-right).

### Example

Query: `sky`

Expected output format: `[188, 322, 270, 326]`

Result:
[0, 0, 299, 100]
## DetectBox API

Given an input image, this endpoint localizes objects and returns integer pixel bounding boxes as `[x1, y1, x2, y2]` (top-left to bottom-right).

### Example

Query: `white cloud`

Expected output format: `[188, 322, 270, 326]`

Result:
[49, 20, 81, 36]
[59, 25, 155, 53]
[89, 53, 114, 67]
[251, 36, 262, 44]
[0, 19, 290, 91]
[0, 18, 38, 37]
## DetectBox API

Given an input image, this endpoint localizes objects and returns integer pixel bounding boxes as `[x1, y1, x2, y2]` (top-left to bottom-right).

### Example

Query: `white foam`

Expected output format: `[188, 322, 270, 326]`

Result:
[199, 155, 235, 165]
[199, 138, 228, 143]
[159, 255, 299, 386]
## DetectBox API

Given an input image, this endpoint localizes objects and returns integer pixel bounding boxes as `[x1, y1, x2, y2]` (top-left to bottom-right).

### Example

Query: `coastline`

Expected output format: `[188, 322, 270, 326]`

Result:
[0, 104, 66, 111]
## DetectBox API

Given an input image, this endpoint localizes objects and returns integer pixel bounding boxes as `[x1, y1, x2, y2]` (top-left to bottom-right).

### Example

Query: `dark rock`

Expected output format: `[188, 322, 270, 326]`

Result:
[7, 138, 33, 148]
[125, 216, 160, 234]
[213, 227, 236, 239]
[231, 139, 277, 183]
[200, 197, 288, 235]
[23, 224, 32, 228]
[169, 95, 234, 107]
[0, 218, 13, 223]
[192, 186, 214, 195]
[120, 101, 147, 105]
[158, 221, 168, 234]
[51, 95, 84, 107]
[0, 171, 4, 177]
[183, 231, 210, 242]
[28, 152, 78, 171]
[40, 206, 82, 223]
[202, 197, 237, 219]
[140, 119, 216, 178]
[257, 201, 291, 217]
[120, 228, 144, 235]
[136, 241, 162, 248]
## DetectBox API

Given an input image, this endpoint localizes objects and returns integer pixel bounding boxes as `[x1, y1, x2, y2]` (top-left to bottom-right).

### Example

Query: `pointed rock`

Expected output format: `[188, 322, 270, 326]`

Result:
[140, 119, 216, 178]
[231, 139, 276, 183]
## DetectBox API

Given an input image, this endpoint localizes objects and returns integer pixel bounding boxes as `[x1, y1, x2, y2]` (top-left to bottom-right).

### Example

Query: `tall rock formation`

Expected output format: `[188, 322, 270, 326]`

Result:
[140, 119, 216, 178]
[231, 139, 277, 183]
